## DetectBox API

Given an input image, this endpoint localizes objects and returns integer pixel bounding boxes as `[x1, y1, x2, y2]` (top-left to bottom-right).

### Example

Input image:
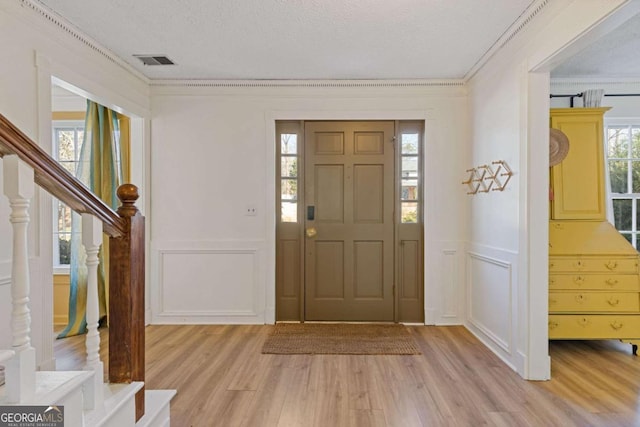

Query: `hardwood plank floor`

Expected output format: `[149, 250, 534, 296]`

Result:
[53, 325, 640, 426]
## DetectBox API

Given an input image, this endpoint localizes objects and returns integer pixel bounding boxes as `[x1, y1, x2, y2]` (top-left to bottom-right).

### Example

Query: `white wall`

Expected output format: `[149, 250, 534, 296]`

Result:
[466, 0, 632, 379]
[0, 1, 149, 369]
[149, 83, 469, 325]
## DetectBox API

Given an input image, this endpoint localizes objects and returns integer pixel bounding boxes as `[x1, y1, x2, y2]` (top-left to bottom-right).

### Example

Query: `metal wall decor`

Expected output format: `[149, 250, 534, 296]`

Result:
[462, 160, 513, 195]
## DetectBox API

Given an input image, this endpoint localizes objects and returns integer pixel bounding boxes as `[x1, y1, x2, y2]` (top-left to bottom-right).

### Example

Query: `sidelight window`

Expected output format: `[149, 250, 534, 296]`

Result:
[280, 133, 299, 222]
[400, 132, 420, 223]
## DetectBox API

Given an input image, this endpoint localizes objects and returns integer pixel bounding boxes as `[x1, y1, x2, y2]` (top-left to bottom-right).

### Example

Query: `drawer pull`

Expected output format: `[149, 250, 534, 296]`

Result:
[549, 262, 555, 269]
[574, 261, 585, 270]
[549, 321, 559, 330]
[574, 294, 586, 303]
[577, 318, 590, 327]
[610, 321, 624, 330]
[605, 279, 618, 287]
[605, 261, 618, 270]
[607, 298, 620, 307]
[549, 278, 556, 285]
[574, 276, 585, 285]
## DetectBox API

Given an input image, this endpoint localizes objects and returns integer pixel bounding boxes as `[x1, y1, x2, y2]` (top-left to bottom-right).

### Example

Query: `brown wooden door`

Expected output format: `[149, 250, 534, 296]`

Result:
[304, 121, 395, 321]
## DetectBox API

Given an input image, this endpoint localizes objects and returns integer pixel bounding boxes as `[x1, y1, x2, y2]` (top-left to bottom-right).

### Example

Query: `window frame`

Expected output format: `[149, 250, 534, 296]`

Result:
[52, 118, 85, 272]
[605, 118, 640, 249]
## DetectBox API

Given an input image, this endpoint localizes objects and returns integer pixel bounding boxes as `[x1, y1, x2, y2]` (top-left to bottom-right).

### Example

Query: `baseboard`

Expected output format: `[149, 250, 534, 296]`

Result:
[464, 323, 518, 375]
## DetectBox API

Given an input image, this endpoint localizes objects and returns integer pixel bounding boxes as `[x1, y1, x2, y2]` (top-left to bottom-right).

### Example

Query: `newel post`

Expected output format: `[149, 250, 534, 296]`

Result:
[109, 184, 145, 421]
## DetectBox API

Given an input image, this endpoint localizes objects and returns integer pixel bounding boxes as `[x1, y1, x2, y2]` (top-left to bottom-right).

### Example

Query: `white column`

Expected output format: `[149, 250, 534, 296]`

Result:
[82, 213, 104, 410]
[2, 155, 36, 403]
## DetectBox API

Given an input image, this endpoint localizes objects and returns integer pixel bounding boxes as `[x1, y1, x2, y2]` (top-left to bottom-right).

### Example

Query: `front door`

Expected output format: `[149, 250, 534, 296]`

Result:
[304, 121, 395, 321]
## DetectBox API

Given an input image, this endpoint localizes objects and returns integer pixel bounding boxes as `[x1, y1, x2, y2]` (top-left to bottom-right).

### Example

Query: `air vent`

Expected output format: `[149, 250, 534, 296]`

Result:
[133, 55, 175, 66]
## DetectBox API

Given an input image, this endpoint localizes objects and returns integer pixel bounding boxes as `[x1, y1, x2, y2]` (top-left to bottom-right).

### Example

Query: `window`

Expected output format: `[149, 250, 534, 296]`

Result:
[280, 133, 298, 222]
[52, 121, 85, 267]
[399, 131, 420, 223]
[606, 123, 640, 248]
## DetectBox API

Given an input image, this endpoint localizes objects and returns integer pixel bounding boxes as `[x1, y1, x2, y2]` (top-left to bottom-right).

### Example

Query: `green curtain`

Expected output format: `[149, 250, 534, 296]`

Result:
[57, 101, 124, 338]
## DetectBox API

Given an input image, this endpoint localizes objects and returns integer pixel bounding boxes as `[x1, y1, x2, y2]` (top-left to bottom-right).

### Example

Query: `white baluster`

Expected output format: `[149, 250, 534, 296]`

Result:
[82, 213, 104, 410]
[2, 155, 36, 403]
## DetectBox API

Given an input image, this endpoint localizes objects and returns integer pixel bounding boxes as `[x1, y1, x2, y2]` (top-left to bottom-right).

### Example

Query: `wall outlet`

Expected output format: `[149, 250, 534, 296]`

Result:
[245, 205, 257, 216]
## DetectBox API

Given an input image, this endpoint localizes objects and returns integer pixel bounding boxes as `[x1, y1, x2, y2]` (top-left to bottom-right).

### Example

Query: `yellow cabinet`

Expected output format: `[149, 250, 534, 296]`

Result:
[550, 108, 609, 220]
[549, 108, 640, 354]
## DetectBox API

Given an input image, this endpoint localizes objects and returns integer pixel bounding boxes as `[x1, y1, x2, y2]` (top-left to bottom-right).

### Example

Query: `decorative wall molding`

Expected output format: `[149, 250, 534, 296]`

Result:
[150, 79, 465, 89]
[467, 251, 512, 353]
[441, 249, 459, 319]
[0, 277, 10, 287]
[465, 0, 551, 80]
[153, 244, 265, 323]
[18, 0, 149, 84]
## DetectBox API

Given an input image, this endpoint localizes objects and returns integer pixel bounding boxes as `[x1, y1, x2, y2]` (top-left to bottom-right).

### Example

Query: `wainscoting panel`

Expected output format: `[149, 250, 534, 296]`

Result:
[465, 243, 520, 373]
[153, 242, 265, 324]
[442, 249, 459, 319]
[425, 241, 465, 325]
[467, 251, 512, 353]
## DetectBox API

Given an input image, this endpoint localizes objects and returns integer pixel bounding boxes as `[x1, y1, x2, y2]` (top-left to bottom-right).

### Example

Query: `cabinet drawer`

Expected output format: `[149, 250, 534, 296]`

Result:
[549, 274, 639, 291]
[549, 258, 638, 273]
[549, 314, 640, 339]
[549, 292, 639, 312]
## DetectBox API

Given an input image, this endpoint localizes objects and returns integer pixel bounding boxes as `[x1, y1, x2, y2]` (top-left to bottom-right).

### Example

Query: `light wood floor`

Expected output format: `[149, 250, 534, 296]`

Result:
[53, 325, 640, 426]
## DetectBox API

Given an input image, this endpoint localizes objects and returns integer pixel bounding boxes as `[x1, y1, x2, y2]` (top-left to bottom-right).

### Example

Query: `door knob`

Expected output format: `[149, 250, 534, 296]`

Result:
[306, 227, 317, 238]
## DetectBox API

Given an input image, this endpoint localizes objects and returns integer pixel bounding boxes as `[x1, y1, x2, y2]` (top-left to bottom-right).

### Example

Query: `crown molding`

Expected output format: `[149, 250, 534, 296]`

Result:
[19, 0, 149, 84]
[149, 79, 465, 89]
[464, 0, 551, 81]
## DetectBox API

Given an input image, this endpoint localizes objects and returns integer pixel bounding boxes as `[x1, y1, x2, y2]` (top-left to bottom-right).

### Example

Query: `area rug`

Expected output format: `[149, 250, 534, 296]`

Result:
[261, 323, 421, 355]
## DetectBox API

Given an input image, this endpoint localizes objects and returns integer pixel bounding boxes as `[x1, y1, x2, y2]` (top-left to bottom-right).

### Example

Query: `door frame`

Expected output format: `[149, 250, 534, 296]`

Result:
[270, 112, 431, 323]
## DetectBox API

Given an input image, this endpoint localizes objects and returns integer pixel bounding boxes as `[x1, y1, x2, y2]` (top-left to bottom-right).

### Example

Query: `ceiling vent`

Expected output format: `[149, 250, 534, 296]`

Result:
[133, 55, 175, 66]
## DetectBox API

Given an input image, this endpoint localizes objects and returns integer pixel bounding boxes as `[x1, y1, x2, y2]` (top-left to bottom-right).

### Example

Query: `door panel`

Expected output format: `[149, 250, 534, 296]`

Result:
[354, 241, 384, 298]
[315, 165, 344, 222]
[305, 121, 395, 321]
[314, 241, 345, 298]
[353, 165, 384, 223]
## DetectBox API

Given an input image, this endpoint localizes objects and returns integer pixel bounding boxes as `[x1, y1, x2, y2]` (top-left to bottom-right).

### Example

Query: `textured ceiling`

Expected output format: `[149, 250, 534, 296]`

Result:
[552, 12, 640, 78]
[36, 0, 535, 80]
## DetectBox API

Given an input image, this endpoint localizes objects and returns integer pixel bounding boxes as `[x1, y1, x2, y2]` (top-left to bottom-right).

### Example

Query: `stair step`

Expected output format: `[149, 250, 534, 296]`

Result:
[84, 382, 144, 427]
[0, 370, 94, 404]
[136, 390, 177, 427]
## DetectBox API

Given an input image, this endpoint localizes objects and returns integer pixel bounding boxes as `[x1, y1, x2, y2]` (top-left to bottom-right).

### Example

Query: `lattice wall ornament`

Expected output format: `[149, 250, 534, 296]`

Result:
[462, 160, 513, 195]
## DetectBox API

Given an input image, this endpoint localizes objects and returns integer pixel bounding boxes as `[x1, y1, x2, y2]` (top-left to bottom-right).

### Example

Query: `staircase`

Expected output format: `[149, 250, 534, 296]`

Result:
[0, 114, 175, 426]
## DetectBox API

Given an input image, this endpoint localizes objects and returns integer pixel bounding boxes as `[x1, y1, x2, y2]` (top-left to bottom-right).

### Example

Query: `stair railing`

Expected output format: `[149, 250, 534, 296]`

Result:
[0, 113, 145, 420]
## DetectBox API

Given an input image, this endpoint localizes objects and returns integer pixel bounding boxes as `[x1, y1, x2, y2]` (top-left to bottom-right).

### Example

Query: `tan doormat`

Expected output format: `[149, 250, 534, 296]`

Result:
[262, 323, 421, 355]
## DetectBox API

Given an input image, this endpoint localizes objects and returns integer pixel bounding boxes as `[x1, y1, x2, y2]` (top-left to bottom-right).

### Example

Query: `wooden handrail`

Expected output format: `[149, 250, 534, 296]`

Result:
[1, 112, 146, 419]
[0, 113, 126, 237]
